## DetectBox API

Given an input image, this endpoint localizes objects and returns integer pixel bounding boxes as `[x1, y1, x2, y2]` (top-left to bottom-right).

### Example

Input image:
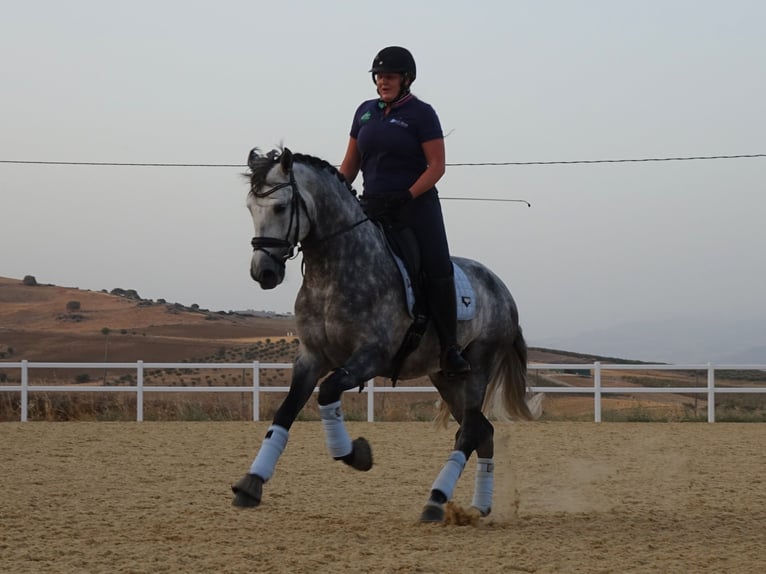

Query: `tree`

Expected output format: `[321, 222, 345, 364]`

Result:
[22, 275, 38, 286]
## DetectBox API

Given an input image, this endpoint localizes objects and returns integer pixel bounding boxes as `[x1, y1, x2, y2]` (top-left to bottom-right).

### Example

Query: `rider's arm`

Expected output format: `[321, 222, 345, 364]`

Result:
[339, 137, 361, 184]
[408, 138, 445, 198]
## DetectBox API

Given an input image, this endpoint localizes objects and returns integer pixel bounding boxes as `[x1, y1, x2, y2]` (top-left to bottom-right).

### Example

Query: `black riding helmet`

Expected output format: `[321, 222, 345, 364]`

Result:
[369, 46, 417, 86]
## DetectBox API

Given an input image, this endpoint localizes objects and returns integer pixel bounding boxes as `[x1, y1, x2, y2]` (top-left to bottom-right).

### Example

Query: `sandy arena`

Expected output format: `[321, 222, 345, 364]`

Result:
[2, 421, 765, 573]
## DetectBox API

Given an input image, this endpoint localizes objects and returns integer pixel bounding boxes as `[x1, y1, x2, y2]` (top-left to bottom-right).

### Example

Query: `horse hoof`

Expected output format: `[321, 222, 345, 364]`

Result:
[345, 437, 373, 471]
[471, 505, 491, 517]
[231, 474, 263, 508]
[419, 501, 445, 523]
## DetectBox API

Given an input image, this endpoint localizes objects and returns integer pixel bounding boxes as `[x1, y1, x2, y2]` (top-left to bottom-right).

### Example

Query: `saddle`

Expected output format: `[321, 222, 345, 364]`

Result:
[376, 222, 476, 384]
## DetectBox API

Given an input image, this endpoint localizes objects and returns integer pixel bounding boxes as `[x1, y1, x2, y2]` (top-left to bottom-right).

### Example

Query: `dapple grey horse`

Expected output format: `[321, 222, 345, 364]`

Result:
[232, 148, 538, 522]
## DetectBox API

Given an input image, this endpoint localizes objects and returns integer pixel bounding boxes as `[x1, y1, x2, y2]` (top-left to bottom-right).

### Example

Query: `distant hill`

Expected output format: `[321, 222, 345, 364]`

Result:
[0, 276, 296, 363]
[0, 275, 603, 365]
[534, 316, 766, 364]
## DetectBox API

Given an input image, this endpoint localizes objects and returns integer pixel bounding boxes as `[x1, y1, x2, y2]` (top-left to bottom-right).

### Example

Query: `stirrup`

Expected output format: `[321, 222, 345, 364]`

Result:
[441, 346, 471, 375]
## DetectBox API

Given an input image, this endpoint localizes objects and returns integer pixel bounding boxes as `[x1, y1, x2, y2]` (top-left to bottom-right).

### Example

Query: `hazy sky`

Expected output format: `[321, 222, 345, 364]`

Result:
[2, 1, 764, 360]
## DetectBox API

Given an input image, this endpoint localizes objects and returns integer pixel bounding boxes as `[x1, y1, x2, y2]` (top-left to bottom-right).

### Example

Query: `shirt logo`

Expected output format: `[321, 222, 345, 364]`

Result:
[360, 111, 372, 122]
[389, 118, 409, 128]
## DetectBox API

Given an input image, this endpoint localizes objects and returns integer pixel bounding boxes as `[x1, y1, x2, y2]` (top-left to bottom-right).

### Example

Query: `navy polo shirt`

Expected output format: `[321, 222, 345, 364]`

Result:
[349, 95, 443, 195]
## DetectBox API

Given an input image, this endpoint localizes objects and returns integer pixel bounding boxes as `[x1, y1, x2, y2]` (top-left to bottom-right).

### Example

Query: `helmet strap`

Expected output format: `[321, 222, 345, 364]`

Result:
[374, 72, 413, 108]
[377, 86, 412, 109]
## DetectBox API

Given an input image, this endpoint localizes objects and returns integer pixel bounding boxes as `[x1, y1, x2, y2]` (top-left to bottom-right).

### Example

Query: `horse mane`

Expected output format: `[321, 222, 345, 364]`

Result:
[247, 147, 357, 197]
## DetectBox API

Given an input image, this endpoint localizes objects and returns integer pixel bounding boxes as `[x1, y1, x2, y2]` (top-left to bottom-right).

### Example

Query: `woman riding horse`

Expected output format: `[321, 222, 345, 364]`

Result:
[233, 145, 537, 522]
[339, 45, 470, 376]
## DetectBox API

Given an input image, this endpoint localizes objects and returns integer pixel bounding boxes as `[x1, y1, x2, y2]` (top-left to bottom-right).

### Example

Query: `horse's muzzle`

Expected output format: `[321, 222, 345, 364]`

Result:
[253, 268, 281, 290]
[250, 242, 289, 290]
[250, 253, 284, 290]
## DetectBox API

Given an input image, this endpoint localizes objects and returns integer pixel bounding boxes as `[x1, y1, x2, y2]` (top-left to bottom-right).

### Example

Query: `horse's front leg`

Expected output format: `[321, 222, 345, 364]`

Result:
[316, 347, 383, 472]
[231, 357, 324, 508]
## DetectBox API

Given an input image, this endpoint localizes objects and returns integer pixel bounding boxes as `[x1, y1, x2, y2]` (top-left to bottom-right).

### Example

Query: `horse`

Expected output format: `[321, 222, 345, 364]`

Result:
[231, 147, 539, 522]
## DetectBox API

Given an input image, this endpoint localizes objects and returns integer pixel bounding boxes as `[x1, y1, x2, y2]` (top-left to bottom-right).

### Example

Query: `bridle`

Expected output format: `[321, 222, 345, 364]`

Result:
[250, 167, 306, 269]
[249, 166, 368, 269]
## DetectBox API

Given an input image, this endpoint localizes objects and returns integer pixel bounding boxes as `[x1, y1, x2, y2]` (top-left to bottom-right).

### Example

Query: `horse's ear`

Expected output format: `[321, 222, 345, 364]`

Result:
[280, 147, 293, 174]
[247, 148, 261, 171]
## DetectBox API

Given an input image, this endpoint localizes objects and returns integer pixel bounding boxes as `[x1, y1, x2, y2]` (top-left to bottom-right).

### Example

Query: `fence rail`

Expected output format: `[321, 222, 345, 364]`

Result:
[2, 360, 766, 423]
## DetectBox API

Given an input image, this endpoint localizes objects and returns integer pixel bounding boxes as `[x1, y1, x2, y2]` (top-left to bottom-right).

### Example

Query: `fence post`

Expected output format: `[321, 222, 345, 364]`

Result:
[252, 362, 260, 422]
[21, 360, 29, 422]
[367, 378, 375, 422]
[707, 362, 715, 423]
[136, 360, 144, 422]
[594, 362, 602, 423]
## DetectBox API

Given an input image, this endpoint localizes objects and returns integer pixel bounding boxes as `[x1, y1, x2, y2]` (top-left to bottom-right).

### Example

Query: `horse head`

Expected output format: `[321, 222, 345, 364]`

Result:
[245, 147, 362, 290]
[246, 147, 310, 289]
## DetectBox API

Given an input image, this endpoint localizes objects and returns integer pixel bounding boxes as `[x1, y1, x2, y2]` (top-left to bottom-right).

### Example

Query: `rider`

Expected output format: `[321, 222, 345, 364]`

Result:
[339, 46, 470, 375]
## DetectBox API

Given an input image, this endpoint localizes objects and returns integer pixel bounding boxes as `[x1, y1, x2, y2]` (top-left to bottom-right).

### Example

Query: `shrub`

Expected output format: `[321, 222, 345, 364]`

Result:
[66, 300, 81, 312]
[22, 275, 38, 286]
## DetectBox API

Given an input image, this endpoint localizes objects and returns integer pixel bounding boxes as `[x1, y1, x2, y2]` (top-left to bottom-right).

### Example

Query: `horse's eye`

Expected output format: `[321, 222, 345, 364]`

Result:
[274, 204, 288, 215]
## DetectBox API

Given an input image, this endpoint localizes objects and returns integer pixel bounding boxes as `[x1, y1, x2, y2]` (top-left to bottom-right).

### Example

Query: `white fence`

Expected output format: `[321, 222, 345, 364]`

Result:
[1, 360, 766, 423]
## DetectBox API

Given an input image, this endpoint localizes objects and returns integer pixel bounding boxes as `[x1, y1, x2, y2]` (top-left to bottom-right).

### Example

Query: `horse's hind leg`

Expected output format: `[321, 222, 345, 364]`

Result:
[420, 371, 494, 522]
[469, 418, 495, 517]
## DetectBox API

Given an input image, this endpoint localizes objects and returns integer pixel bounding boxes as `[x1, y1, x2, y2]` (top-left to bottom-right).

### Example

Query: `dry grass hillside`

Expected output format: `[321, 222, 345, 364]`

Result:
[0, 276, 296, 364]
[1, 276, 763, 422]
[0, 275, 575, 366]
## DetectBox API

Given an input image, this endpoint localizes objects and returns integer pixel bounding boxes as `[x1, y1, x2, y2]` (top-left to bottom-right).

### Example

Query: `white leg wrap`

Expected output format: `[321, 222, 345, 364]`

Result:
[471, 457, 495, 514]
[248, 425, 289, 481]
[431, 450, 467, 501]
[320, 401, 352, 458]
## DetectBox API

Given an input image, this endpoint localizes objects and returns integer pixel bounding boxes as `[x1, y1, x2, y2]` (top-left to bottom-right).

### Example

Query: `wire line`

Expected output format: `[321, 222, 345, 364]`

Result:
[0, 153, 764, 169]
[447, 153, 766, 166]
[0, 160, 243, 167]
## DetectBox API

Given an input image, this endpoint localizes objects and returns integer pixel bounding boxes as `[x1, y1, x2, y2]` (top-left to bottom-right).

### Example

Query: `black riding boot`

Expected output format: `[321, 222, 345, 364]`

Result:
[426, 275, 471, 375]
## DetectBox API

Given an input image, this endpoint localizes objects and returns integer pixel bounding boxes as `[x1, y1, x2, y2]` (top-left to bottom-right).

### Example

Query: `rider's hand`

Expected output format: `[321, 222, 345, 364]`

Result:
[360, 190, 412, 221]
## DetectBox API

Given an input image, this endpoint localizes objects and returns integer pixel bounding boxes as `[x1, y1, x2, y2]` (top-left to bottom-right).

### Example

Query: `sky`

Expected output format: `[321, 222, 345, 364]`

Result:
[1, 1, 765, 362]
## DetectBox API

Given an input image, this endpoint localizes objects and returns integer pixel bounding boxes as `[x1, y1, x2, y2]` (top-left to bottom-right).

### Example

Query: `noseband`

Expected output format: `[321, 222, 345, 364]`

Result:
[250, 167, 369, 269]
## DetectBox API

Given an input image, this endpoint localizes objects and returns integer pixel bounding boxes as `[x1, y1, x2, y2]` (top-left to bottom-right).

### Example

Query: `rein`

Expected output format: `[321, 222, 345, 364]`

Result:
[250, 166, 368, 268]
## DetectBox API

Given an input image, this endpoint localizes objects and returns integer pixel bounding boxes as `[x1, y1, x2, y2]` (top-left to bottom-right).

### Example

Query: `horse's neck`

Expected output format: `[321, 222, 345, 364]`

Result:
[298, 173, 397, 287]
[303, 219, 385, 264]
[301, 218, 393, 286]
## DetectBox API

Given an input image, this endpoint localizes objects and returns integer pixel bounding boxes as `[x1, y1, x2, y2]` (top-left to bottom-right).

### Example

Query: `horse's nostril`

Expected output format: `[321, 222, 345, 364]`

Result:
[257, 269, 279, 290]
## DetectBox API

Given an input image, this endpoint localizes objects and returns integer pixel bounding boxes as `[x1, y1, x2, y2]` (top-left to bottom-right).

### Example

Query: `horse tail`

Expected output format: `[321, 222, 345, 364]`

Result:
[433, 326, 543, 427]
[483, 325, 541, 421]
